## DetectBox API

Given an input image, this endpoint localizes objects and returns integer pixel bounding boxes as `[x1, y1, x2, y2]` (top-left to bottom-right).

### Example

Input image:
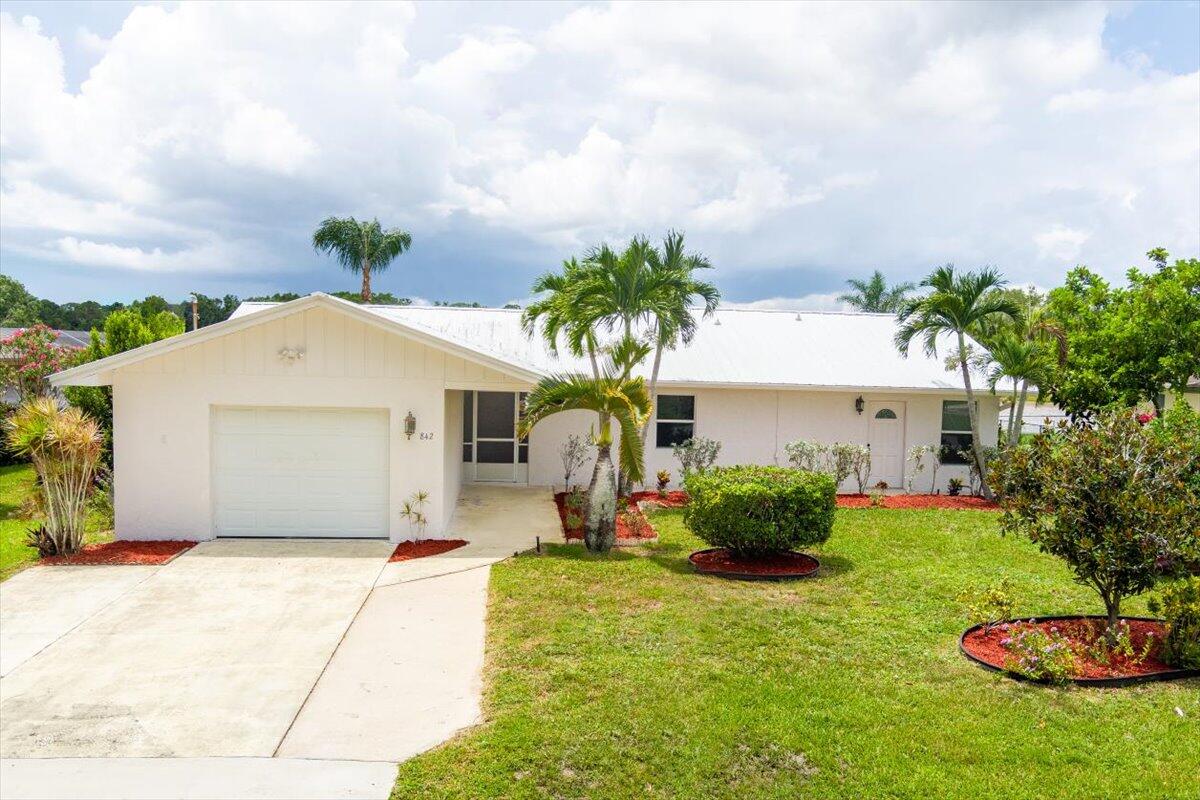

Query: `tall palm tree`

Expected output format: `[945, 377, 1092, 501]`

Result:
[984, 333, 1043, 449]
[839, 270, 915, 313]
[637, 231, 719, 459]
[312, 216, 412, 303]
[895, 265, 1020, 498]
[522, 257, 604, 378]
[518, 339, 651, 552]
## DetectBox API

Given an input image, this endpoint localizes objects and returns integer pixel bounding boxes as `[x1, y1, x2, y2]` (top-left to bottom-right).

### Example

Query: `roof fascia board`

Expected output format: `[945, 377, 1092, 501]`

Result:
[651, 380, 974, 395]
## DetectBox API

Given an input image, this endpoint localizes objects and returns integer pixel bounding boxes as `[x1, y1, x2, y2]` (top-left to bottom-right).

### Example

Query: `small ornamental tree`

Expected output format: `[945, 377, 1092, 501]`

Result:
[0, 326, 78, 402]
[684, 466, 835, 557]
[558, 434, 589, 492]
[992, 409, 1200, 637]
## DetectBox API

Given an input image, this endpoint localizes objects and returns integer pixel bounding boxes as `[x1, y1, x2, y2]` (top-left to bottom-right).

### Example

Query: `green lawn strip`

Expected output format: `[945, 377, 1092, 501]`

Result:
[392, 508, 1199, 799]
[0, 463, 112, 581]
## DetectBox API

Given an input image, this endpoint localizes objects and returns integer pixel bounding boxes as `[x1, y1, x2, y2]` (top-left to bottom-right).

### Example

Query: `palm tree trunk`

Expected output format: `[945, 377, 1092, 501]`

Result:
[638, 340, 665, 468]
[584, 443, 618, 553]
[1009, 380, 1029, 450]
[958, 331, 993, 500]
[361, 258, 372, 303]
[1005, 384, 1017, 446]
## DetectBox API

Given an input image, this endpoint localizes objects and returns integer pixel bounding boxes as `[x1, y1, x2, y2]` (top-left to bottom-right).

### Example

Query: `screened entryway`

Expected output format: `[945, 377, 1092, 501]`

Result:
[461, 391, 529, 483]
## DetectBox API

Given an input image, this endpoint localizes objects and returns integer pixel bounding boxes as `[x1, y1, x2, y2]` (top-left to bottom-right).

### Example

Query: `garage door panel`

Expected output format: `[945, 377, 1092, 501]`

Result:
[212, 407, 389, 539]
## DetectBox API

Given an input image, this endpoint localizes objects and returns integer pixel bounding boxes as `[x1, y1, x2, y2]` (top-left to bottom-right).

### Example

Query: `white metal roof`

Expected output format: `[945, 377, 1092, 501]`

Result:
[231, 299, 970, 393]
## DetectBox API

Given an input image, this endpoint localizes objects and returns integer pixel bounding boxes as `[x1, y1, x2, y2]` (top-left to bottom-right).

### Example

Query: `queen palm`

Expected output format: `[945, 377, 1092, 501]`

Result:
[518, 338, 652, 552]
[312, 216, 412, 303]
[895, 265, 1019, 498]
[839, 270, 916, 313]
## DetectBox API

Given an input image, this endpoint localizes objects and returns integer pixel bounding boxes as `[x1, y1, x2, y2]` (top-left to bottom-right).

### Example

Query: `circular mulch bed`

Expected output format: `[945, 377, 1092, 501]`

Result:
[688, 548, 820, 581]
[960, 615, 1200, 687]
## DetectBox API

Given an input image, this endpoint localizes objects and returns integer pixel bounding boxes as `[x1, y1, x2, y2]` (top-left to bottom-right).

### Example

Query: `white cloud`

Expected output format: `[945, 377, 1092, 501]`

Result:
[1034, 225, 1091, 262]
[725, 293, 849, 312]
[0, 1, 1196, 294]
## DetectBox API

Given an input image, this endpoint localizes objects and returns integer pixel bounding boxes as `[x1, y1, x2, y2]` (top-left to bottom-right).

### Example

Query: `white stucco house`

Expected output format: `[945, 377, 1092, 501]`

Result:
[49, 293, 998, 542]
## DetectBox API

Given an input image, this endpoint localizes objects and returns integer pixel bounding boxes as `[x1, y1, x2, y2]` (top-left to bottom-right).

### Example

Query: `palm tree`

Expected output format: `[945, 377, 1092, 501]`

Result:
[312, 217, 412, 303]
[984, 333, 1043, 449]
[518, 339, 652, 552]
[637, 231, 719, 459]
[895, 265, 1020, 498]
[839, 271, 915, 313]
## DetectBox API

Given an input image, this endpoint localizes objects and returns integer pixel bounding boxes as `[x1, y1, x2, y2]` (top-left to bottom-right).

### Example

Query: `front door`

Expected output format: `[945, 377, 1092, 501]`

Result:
[466, 391, 529, 483]
[867, 401, 905, 489]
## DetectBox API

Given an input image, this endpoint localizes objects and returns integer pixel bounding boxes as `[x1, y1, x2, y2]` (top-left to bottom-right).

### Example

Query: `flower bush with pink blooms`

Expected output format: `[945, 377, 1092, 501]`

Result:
[0, 325, 78, 402]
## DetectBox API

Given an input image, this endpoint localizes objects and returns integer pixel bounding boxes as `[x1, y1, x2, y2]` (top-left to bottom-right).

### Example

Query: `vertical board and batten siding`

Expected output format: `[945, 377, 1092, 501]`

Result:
[112, 307, 518, 541]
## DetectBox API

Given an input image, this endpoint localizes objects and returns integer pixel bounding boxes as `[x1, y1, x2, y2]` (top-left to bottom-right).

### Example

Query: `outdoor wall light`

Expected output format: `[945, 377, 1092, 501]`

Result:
[277, 347, 305, 363]
[404, 411, 417, 439]
[855, 395, 865, 415]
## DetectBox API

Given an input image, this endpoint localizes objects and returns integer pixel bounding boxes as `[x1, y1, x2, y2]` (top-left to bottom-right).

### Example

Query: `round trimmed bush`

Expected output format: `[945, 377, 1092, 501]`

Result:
[683, 466, 836, 556]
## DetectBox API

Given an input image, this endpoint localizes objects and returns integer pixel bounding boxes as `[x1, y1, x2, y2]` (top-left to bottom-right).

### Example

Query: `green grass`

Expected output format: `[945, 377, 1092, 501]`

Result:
[0, 463, 112, 581]
[393, 508, 1198, 799]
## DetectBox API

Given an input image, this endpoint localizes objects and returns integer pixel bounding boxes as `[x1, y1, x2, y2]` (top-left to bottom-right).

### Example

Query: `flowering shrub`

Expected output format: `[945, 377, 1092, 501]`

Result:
[999, 622, 1077, 683]
[673, 436, 722, 477]
[1080, 619, 1155, 667]
[0, 326, 78, 402]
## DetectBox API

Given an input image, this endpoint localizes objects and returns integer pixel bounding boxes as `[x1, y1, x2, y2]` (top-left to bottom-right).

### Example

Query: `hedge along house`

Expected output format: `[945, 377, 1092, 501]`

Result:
[49, 293, 998, 542]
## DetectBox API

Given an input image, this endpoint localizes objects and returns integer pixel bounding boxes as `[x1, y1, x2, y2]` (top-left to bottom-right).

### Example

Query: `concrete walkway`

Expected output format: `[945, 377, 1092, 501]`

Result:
[375, 483, 561, 586]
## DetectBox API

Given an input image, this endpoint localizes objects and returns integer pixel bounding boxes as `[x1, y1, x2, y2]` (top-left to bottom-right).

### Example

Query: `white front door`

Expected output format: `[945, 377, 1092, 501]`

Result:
[212, 407, 389, 538]
[867, 401, 905, 489]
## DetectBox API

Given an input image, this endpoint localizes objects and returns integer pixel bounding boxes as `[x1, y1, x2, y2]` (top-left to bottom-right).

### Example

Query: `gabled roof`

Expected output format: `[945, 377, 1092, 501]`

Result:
[49, 293, 542, 387]
[230, 297, 974, 393]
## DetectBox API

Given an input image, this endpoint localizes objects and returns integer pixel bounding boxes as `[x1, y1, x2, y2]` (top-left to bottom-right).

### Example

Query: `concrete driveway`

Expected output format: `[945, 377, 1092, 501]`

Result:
[0, 485, 562, 799]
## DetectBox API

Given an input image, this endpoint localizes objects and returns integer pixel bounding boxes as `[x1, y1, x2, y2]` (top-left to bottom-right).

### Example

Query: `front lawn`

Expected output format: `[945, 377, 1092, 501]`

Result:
[393, 507, 1198, 799]
[0, 463, 112, 581]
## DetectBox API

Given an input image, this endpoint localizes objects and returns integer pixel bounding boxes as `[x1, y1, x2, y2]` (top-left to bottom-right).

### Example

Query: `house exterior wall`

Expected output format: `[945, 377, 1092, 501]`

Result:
[110, 307, 515, 541]
[522, 387, 999, 493]
[442, 389, 464, 528]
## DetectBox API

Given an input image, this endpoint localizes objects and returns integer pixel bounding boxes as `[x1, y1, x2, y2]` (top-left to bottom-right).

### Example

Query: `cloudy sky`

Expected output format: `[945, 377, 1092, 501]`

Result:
[1, 1, 1197, 309]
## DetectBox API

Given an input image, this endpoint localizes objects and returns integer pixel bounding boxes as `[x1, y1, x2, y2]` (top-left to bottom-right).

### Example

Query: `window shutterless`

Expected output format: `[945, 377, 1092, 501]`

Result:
[656, 394, 695, 448]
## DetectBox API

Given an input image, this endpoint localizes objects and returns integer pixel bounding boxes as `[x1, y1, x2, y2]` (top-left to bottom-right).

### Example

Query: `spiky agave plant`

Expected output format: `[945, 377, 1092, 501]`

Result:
[4, 398, 104, 555]
[519, 338, 651, 552]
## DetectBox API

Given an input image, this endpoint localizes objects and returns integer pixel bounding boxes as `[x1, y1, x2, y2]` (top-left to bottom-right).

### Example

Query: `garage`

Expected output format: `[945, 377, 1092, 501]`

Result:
[211, 407, 389, 538]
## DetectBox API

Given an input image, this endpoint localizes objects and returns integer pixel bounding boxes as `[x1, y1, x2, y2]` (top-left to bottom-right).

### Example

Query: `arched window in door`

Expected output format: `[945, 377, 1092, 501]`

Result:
[874, 408, 898, 419]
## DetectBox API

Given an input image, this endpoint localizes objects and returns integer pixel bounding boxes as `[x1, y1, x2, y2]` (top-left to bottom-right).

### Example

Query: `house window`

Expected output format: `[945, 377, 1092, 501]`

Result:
[656, 394, 695, 448]
[940, 400, 973, 464]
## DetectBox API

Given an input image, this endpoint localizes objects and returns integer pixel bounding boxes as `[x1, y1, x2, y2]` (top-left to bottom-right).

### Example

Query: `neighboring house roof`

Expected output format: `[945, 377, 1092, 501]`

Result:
[229, 297, 972, 393]
[0, 327, 94, 352]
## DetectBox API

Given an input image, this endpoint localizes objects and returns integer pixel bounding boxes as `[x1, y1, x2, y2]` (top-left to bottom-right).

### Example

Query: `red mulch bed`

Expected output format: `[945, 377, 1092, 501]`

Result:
[41, 540, 196, 566]
[389, 539, 468, 562]
[689, 547, 820, 578]
[837, 493, 999, 510]
[630, 490, 689, 508]
[554, 492, 658, 544]
[962, 617, 1178, 680]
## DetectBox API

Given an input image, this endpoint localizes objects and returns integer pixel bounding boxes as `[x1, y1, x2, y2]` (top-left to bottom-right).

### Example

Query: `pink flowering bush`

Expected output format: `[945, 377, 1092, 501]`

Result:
[999, 622, 1077, 683]
[0, 325, 78, 402]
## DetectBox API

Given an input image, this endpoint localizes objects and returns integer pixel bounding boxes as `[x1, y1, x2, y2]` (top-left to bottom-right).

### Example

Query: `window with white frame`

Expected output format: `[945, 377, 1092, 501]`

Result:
[940, 400, 974, 464]
[655, 395, 695, 448]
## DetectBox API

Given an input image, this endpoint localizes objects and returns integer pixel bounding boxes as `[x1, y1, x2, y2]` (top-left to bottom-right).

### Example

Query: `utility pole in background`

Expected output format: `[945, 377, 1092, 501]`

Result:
[190, 292, 199, 331]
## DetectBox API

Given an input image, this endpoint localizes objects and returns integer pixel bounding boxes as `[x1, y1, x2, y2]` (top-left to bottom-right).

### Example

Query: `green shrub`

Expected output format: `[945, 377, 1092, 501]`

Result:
[683, 466, 835, 556]
[992, 410, 1200, 635]
[1148, 577, 1200, 669]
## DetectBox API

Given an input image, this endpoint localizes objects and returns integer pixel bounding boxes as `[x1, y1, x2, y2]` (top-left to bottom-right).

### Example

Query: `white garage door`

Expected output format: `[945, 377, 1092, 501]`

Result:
[212, 407, 389, 538]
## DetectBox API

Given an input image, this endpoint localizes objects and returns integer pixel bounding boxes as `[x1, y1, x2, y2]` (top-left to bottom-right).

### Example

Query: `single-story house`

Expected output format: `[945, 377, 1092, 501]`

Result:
[49, 293, 998, 542]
